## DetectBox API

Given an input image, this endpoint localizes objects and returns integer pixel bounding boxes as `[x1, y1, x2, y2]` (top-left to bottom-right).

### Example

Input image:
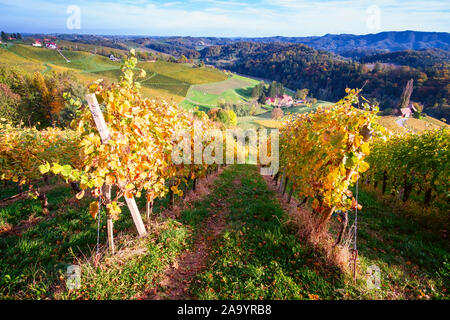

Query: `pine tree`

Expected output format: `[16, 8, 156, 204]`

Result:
[258, 91, 266, 104]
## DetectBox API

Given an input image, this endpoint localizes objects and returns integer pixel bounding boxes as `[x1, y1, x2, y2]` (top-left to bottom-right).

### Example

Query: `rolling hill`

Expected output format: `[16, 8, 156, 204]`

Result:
[0, 44, 230, 103]
[241, 31, 450, 57]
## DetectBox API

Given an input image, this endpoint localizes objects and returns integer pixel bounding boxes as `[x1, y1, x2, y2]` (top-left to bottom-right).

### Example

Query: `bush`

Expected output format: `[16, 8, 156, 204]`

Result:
[413, 111, 423, 119]
[217, 109, 237, 127]
[207, 108, 220, 121]
[233, 103, 251, 117]
[193, 108, 208, 120]
[271, 107, 284, 119]
[0, 83, 21, 123]
[381, 108, 393, 116]
[250, 103, 262, 116]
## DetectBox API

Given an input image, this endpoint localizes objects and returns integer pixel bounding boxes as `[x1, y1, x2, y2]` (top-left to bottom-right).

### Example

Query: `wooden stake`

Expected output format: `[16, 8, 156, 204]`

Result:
[103, 184, 115, 254]
[146, 199, 153, 221]
[85, 94, 110, 144]
[288, 187, 294, 203]
[282, 176, 289, 195]
[86, 93, 147, 238]
[124, 196, 147, 237]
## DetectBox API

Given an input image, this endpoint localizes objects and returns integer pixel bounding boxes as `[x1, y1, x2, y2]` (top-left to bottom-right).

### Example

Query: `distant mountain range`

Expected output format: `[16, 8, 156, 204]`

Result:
[239, 31, 450, 58]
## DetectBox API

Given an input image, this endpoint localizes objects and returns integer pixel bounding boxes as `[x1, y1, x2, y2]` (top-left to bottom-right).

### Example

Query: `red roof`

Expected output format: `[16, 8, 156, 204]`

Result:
[400, 108, 412, 117]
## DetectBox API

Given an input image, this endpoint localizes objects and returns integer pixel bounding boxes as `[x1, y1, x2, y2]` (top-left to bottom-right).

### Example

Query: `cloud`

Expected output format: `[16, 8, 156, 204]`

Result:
[0, 0, 448, 36]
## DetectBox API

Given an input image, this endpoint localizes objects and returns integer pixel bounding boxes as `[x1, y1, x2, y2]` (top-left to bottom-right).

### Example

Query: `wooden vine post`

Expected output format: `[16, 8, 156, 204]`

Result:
[86, 94, 147, 253]
[103, 184, 114, 254]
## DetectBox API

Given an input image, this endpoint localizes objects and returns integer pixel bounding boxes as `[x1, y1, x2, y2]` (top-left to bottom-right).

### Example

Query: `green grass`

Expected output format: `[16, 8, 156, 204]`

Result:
[0, 166, 448, 299]
[189, 165, 344, 299]
[180, 75, 260, 111]
[340, 186, 449, 299]
[57, 218, 190, 300]
[236, 101, 329, 129]
[0, 177, 177, 299]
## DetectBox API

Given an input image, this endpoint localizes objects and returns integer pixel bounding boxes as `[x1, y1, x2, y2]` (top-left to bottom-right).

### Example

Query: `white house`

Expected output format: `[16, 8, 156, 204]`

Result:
[32, 40, 42, 47]
[46, 43, 57, 50]
[109, 54, 120, 62]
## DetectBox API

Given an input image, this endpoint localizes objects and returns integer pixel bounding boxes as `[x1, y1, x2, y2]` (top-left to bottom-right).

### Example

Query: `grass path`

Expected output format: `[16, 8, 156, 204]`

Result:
[138, 164, 342, 300]
[186, 165, 343, 299]
[146, 197, 227, 300]
[1, 165, 447, 299]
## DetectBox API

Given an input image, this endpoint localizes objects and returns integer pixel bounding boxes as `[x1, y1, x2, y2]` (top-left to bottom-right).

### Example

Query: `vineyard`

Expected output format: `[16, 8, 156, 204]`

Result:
[0, 53, 448, 300]
[0, 44, 228, 103]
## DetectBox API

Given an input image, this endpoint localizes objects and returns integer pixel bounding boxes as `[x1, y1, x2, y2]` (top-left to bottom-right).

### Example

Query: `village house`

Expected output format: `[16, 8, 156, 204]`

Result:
[399, 102, 417, 118]
[279, 94, 294, 107]
[109, 54, 121, 61]
[46, 42, 57, 50]
[32, 40, 42, 47]
[265, 95, 294, 108]
[265, 97, 276, 105]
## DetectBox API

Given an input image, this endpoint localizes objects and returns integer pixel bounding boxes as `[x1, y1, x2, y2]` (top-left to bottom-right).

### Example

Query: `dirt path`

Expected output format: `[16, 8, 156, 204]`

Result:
[396, 117, 408, 128]
[142, 170, 229, 300]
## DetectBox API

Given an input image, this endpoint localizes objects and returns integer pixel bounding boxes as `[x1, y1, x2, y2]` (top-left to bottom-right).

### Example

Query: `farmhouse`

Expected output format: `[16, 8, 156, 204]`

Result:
[400, 108, 412, 118]
[279, 94, 294, 107]
[46, 42, 57, 50]
[265, 95, 293, 108]
[32, 40, 42, 47]
[265, 97, 276, 105]
[399, 102, 417, 118]
[109, 54, 121, 62]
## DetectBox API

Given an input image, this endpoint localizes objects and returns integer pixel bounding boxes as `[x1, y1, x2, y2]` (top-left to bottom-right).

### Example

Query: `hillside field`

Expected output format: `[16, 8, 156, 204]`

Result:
[0, 44, 230, 103]
[180, 74, 260, 110]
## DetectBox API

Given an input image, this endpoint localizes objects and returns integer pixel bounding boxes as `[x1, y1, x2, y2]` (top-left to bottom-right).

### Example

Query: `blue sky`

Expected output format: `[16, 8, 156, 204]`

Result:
[0, 0, 449, 36]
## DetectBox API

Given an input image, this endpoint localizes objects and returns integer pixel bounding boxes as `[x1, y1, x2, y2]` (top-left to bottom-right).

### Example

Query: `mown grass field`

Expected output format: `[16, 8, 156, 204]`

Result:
[180, 75, 260, 110]
[237, 101, 332, 130]
[0, 165, 447, 299]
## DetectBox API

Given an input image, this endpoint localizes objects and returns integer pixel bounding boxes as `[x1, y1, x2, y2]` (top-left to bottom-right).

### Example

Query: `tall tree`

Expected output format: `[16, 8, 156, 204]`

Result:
[1, 31, 8, 42]
[251, 82, 264, 98]
[399, 78, 414, 109]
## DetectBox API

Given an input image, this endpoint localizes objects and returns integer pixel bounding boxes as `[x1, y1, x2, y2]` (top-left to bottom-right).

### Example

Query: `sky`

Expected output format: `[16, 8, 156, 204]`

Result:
[0, 0, 449, 37]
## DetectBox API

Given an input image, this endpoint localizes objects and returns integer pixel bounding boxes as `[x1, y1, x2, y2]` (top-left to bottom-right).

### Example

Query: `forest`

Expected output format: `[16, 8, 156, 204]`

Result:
[201, 42, 450, 121]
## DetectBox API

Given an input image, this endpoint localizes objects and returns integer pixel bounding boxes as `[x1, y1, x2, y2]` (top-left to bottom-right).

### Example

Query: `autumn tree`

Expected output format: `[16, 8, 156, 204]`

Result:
[0, 84, 21, 123]
[295, 88, 309, 100]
